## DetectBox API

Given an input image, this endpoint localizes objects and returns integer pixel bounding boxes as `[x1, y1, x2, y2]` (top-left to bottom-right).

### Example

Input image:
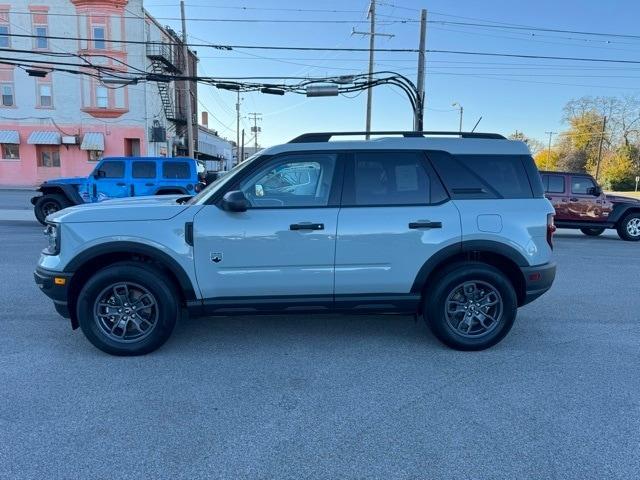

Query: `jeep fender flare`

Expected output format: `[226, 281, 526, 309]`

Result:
[410, 240, 528, 294]
[609, 203, 640, 224]
[64, 241, 197, 301]
[38, 184, 83, 205]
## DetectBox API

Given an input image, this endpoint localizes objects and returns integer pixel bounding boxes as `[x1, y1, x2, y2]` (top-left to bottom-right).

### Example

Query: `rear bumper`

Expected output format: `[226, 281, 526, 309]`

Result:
[34, 267, 72, 318]
[520, 262, 556, 306]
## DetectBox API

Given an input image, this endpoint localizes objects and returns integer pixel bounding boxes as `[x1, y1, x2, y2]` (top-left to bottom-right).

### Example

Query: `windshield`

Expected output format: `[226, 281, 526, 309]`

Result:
[186, 152, 263, 205]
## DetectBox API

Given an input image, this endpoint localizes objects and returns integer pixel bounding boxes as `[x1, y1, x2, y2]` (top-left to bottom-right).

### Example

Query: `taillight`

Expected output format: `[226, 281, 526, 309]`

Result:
[547, 213, 556, 249]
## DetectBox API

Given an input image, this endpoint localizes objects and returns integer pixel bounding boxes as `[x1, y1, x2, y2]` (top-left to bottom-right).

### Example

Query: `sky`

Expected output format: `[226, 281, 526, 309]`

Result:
[144, 0, 640, 148]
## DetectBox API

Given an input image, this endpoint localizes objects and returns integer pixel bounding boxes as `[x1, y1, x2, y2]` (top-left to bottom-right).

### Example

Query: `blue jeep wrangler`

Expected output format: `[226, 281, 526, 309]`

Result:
[31, 156, 202, 224]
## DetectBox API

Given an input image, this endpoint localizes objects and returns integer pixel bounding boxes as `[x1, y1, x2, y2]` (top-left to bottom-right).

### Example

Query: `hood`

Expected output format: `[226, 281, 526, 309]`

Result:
[48, 195, 192, 223]
[605, 193, 640, 204]
[42, 176, 86, 186]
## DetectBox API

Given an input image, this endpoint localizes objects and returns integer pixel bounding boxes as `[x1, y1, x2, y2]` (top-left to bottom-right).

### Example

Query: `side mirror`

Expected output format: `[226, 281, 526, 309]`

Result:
[221, 190, 249, 212]
[587, 186, 602, 196]
[93, 170, 106, 179]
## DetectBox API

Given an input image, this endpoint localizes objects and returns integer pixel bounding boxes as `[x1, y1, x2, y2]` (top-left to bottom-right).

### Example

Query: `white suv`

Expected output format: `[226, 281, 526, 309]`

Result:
[34, 131, 556, 355]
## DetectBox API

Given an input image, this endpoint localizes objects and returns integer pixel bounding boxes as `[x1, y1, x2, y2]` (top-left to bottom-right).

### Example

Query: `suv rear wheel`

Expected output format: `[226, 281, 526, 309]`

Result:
[424, 262, 517, 351]
[580, 227, 605, 237]
[617, 212, 640, 241]
[34, 193, 71, 225]
[76, 262, 178, 355]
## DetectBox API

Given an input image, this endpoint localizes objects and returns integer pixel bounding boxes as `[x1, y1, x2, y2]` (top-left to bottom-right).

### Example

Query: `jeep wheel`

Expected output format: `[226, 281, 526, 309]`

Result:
[424, 262, 517, 351]
[34, 194, 71, 225]
[617, 212, 640, 241]
[580, 227, 605, 237]
[76, 262, 178, 356]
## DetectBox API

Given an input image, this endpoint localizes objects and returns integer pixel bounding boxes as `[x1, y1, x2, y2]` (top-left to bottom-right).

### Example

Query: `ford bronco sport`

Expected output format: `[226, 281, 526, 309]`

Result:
[540, 171, 640, 241]
[31, 156, 202, 225]
[35, 131, 556, 356]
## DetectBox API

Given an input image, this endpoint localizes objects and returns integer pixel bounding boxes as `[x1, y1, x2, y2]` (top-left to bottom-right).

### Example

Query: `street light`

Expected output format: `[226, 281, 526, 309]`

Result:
[452, 102, 463, 133]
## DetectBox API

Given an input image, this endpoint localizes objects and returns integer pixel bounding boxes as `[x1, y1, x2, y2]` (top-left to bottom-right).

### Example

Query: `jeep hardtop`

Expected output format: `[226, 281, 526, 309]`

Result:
[35, 131, 556, 355]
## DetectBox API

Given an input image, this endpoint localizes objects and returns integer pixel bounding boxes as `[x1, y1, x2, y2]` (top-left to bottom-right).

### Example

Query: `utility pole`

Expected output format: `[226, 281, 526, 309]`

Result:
[545, 131, 557, 170]
[235, 90, 241, 163]
[180, 0, 194, 158]
[248, 113, 262, 152]
[415, 9, 427, 131]
[352, 1, 393, 139]
[452, 102, 463, 133]
[240, 129, 245, 163]
[595, 116, 607, 181]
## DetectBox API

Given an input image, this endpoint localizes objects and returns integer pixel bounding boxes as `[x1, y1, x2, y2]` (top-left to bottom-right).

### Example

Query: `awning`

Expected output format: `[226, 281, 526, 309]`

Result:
[0, 130, 19, 144]
[27, 131, 61, 145]
[80, 132, 105, 151]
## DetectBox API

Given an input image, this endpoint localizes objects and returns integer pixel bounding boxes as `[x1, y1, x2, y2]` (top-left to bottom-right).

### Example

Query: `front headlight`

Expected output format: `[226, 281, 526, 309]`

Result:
[43, 223, 60, 255]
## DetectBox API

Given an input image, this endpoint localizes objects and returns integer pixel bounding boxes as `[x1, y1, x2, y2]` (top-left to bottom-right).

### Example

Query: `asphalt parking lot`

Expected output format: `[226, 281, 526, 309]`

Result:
[0, 220, 638, 479]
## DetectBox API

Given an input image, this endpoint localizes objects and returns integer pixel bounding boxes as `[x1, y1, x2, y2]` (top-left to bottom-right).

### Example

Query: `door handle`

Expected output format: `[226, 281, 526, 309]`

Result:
[409, 221, 442, 229]
[290, 222, 324, 231]
[145, 183, 155, 187]
[116, 182, 126, 187]
[569, 197, 578, 202]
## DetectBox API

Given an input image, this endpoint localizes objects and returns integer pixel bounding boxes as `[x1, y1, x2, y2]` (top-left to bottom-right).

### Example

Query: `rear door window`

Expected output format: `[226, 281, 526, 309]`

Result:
[544, 175, 565, 193]
[346, 151, 432, 206]
[132, 161, 156, 179]
[162, 161, 190, 179]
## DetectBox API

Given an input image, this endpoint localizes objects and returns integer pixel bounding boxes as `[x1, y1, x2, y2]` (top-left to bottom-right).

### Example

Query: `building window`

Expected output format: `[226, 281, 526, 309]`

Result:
[38, 83, 53, 107]
[93, 26, 105, 49]
[88, 150, 102, 162]
[1, 84, 13, 106]
[37, 146, 60, 167]
[0, 25, 9, 48]
[2, 144, 19, 159]
[96, 86, 108, 108]
[35, 26, 48, 49]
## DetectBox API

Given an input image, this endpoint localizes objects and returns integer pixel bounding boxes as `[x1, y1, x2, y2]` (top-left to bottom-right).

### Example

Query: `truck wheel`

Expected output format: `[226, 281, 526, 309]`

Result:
[423, 262, 517, 351]
[34, 194, 70, 225]
[580, 227, 605, 236]
[616, 212, 640, 241]
[76, 262, 179, 356]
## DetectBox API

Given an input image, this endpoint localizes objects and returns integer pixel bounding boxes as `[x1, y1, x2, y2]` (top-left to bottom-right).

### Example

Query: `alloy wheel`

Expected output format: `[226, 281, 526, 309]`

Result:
[626, 218, 640, 237]
[93, 282, 159, 343]
[445, 281, 504, 338]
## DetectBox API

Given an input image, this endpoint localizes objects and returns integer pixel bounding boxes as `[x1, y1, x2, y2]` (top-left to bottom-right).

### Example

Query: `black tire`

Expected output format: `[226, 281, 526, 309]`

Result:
[580, 227, 605, 237]
[423, 262, 518, 351]
[76, 262, 179, 356]
[34, 194, 71, 225]
[616, 212, 640, 241]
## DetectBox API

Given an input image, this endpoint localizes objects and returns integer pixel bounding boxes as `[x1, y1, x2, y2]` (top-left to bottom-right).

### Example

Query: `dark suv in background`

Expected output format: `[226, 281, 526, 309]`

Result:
[540, 171, 640, 241]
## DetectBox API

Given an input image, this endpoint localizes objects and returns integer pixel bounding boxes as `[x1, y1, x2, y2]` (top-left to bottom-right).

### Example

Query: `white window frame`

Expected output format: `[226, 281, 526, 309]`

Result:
[38, 83, 53, 107]
[1, 83, 14, 106]
[96, 85, 108, 108]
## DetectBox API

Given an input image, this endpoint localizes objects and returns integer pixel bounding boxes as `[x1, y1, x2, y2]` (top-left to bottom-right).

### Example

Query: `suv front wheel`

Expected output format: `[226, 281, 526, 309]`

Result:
[616, 212, 640, 241]
[424, 262, 517, 351]
[76, 262, 179, 355]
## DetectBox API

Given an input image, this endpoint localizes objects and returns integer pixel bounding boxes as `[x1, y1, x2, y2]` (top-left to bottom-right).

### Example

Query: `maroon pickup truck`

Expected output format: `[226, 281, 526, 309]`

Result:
[540, 171, 640, 241]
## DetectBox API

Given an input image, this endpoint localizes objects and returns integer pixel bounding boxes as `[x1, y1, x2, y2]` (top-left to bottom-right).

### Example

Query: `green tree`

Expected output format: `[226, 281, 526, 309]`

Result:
[601, 146, 638, 190]
[534, 150, 559, 170]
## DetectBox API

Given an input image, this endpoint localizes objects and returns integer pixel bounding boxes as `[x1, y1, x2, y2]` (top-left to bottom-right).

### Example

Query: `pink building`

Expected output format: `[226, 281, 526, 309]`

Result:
[0, 0, 197, 187]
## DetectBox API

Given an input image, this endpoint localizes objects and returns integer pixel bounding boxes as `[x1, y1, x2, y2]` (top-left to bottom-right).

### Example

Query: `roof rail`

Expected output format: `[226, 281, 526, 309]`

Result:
[288, 131, 506, 143]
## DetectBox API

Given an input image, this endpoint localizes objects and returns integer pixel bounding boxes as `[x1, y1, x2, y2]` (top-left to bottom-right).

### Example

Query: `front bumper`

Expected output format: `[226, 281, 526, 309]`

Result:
[520, 262, 556, 306]
[34, 267, 72, 319]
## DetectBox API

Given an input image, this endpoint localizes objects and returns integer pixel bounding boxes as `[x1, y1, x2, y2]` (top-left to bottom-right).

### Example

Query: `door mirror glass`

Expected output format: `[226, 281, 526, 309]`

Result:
[221, 190, 249, 212]
[255, 184, 264, 197]
[588, 185, 602, 196]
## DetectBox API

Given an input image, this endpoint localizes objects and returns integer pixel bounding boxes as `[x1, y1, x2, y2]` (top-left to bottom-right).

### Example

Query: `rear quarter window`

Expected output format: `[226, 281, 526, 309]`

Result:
[162, 161, 191, 179]
[428, 151, 535, 199]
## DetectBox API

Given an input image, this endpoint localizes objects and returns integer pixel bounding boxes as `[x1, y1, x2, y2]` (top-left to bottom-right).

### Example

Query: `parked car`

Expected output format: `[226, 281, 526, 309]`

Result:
[34, 131, 556, 355]
[540, 171, 640, 241]
[31, 156, 203, 224]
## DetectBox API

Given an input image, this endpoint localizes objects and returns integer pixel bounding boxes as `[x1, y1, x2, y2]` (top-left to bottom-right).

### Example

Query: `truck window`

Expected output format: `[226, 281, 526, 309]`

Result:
[132, 161, 156, 179]
[571, 176, 596, 195]
[163, 161, 190, 179]
[543, 175, 565, 193]
[99, 161, 124, 178]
